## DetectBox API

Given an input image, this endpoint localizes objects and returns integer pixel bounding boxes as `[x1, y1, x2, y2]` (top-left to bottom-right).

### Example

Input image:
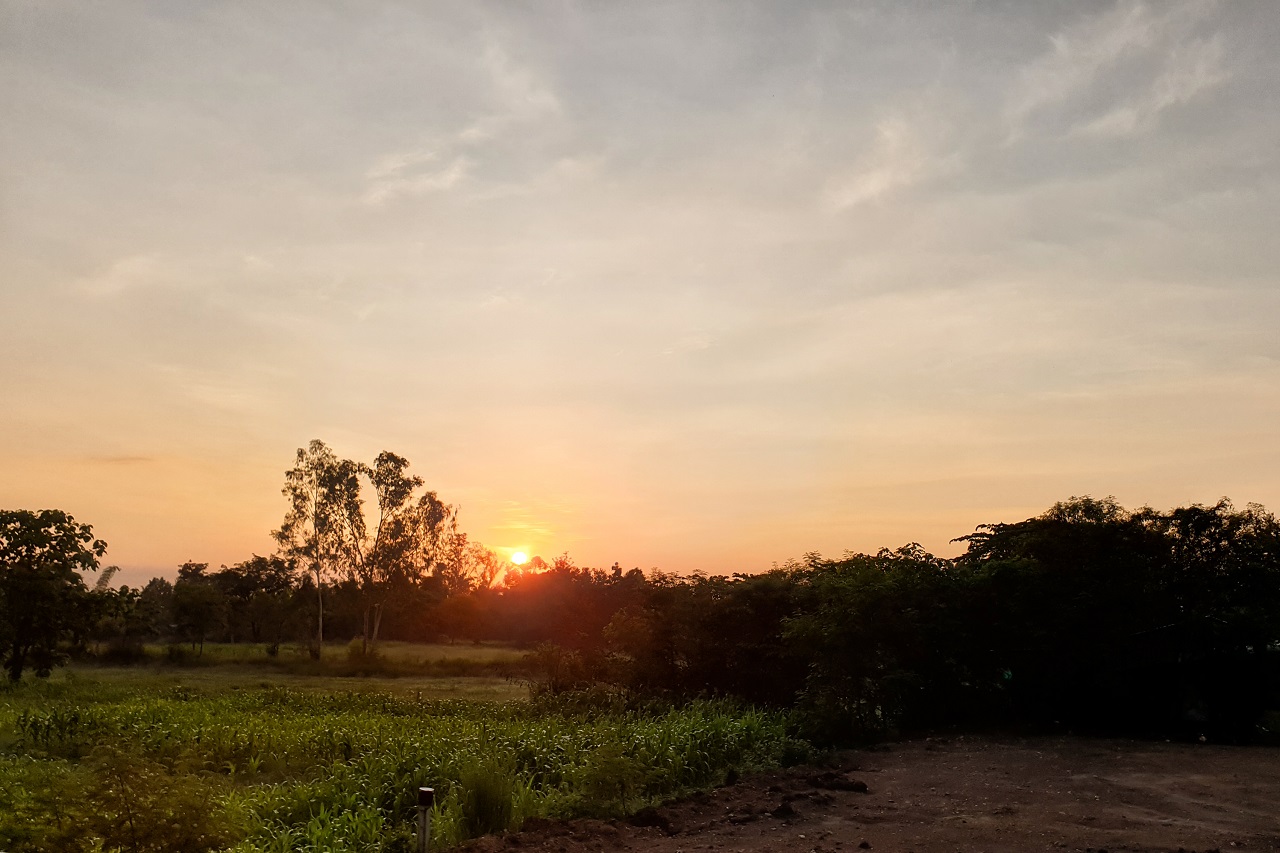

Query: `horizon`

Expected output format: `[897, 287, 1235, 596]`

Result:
[4, 1, 1279, 589]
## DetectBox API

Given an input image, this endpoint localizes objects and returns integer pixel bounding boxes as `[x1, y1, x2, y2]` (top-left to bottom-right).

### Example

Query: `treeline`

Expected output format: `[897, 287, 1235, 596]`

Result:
[5, 438, 1279, 743]
[77, 495, 1280, 743]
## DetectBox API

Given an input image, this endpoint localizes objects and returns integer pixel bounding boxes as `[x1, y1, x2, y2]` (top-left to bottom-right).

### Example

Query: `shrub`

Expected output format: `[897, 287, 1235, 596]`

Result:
[457, 756, 517, 838]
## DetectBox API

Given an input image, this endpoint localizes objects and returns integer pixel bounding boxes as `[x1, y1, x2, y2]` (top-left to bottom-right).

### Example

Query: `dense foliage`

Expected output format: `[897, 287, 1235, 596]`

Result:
[568, 496, 1280, 743]
[472, 497, 1279, 743]
[0, 509, 105, 680]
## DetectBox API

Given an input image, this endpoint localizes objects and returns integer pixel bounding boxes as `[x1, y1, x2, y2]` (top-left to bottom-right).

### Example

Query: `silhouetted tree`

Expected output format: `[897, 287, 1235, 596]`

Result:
[172, 562, 226, 654]
[0, 509, 106, 680]
[84, 584, 152, 661]
[351, 451, 457, 653]
[212, 554, 298, 653]
[275, 440, 360, 658]
[276, 441, 463, 655]
[955, 496, 1280, 738]
[137, 577, 174, 639]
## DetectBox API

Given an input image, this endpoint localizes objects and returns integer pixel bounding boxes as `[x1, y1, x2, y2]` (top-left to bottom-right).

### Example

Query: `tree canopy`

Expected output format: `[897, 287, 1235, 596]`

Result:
[273, 440, 463, 656]
[0, 509, 105, 680]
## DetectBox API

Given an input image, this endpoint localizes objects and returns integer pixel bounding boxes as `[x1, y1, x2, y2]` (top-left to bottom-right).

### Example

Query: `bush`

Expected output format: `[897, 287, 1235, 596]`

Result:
[457, 756, 517, 838]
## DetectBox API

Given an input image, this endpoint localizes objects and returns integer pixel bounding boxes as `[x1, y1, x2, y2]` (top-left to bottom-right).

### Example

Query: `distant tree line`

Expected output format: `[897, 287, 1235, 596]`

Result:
[3, 443, 1278, 743]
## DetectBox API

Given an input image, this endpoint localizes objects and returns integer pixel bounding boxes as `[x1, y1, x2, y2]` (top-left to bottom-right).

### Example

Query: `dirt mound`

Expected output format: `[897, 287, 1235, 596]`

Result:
[463, 736, 1280, 853]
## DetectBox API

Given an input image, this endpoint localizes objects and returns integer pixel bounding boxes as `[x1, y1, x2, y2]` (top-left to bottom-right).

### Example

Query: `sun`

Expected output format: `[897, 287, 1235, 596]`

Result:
[510, 551, 529, 565]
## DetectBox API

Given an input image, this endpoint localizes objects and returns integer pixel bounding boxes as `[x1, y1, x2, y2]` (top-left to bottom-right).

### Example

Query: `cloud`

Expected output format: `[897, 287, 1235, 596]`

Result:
[478, 39, 561, 123]
[362, 152, 471, 204]
[444, 41, 561, 150]
[76, 253, 170, 296]
[1076, 35, 1227, 137]
[84, 455, 154, 465]
[661, 333, 713, 356]
[1005, 0, 1226, 140]
[823, 117, 931, 211]
[5, 0, 1278, 576]
[1006, 2, 1159, 124]
[361, 36, 563, 205]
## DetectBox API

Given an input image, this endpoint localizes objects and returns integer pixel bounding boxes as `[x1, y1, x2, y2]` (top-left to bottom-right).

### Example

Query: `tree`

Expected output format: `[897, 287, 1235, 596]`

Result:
[274, 441, 460, 656]
[84, 582, 151, 661]
[274, 440, 361, 659]
[212, 555, 298, 654]
[431, 535, 509, 597]
[172, 562, 226, 654]
[346, 451, 462, 653]
[952, 496, 1280, 737]
[137, 577, 175, 639]
[0, 509, 106, 680]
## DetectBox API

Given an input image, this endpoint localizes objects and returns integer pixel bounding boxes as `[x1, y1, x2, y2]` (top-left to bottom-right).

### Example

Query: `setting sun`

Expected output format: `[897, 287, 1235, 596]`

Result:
[510, 551, 529, 566]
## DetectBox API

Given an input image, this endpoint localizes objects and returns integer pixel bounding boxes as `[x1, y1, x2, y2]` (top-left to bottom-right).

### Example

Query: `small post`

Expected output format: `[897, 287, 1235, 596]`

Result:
[417, 786, 434, 853]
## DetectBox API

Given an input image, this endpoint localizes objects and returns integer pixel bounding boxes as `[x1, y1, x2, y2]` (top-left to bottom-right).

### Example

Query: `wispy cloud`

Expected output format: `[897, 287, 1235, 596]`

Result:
[362, 37, 562, 205]
[824, 117, 932, 211]
[4, 0, 1277, 576]
[362, 152, 471, 204]
[76, 253, 170, 296]
[477, 39, 561, 124]
[1005, 0, 1226, 141]
[1076, 35, 1227, 137]
[84, 455, 154, 465]
[1006, 2, 1159, 125]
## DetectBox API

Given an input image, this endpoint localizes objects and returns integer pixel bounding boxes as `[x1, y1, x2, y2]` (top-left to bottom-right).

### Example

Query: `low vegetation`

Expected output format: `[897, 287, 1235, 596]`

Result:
[0, 673, 807, 852]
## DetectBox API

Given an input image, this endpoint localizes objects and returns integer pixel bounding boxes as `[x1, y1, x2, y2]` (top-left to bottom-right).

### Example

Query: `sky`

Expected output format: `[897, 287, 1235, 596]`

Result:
[3, 1, 1279, 587]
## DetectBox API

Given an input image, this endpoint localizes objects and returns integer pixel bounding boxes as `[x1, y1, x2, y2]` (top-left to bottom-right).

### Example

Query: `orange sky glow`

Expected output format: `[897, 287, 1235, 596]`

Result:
[3, 2, 1279, 588]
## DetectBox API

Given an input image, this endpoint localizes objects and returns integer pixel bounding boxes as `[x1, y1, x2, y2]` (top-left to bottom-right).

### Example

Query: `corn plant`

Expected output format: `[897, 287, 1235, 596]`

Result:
[1, 677, 808, 852]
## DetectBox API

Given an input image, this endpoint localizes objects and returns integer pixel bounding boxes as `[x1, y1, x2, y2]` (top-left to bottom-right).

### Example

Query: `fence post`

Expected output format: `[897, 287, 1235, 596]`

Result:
[417, 786, 434, 853]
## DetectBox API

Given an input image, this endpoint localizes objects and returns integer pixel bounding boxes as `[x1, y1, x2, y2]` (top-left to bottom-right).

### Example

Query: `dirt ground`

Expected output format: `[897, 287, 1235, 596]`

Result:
[466, 736, 1280, 853]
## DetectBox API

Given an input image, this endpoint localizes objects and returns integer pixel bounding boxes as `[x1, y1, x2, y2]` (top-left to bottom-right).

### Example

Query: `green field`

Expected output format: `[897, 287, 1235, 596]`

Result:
[146, 640, 527, 663]
[100, 640, 529, 679]
[0, 650, 807, 852]
[66, 641, 532, 703]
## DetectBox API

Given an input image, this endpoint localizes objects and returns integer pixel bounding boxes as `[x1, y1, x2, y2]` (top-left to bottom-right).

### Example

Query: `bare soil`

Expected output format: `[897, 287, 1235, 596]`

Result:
[466, 736, 1280, 853]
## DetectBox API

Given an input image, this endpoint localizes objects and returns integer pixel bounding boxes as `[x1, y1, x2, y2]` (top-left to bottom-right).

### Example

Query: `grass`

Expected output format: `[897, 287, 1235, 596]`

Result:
[56, 665, 531, 703]
[0, 664, 809, 852]
[158, 640, 528, 665]
[89, 639, 531, 679]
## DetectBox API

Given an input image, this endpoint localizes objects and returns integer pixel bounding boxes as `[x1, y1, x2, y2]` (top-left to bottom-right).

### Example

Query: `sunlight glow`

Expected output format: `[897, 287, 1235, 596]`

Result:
[510, 551, 529, 565]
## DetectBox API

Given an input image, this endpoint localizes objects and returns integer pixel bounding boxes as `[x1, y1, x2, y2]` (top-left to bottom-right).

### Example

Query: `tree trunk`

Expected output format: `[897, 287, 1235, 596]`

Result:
[360, 601, 384, 655]
[313, 562, 324, 660]
[371, 602, 384, 653]
[6, 647, 26, 681]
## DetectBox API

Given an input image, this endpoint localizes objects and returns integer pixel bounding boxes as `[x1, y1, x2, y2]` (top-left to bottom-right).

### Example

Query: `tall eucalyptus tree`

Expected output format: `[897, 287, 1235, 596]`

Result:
[275, 441, 459, 656]
[274, 440, 362, 658]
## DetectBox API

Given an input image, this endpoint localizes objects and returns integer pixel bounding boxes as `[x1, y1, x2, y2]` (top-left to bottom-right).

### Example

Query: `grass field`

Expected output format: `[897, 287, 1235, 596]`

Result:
[150, 640, 529, 665]
[0, 647, 807, 852]
[69, 640, 533, 703]
[96, 639, 531, 680]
